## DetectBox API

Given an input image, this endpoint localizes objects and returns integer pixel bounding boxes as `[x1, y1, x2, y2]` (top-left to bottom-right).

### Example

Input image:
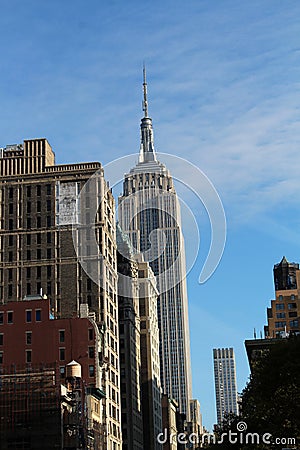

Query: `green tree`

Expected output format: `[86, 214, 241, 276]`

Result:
[241, 335, 300, 448]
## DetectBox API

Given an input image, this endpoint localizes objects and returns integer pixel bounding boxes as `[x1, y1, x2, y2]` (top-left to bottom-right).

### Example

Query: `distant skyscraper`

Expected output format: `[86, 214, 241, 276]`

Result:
[213, 348, 238, 424]
[118, 69, 192, 417]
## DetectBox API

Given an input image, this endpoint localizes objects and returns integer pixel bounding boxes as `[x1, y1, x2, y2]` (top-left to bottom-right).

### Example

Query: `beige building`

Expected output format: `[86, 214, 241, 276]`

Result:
[265, 257, 300, 338]
[0, 139, 121, 450]
[161, 395, 178, 450]
[138, 259, 162, 450]
[117, 224, 143, 450]
[186, 399, 203, 448]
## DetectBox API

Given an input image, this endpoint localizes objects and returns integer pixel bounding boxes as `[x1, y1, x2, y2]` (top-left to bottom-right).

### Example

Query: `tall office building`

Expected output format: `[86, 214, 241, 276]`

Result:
[213, 347, 238, 425]
[138, 259, 162, 450]
[0, 139, 121, 450]
[117, 224, 143, 450]
[265, 256, 300, 338]
[118, 70, 192, 417]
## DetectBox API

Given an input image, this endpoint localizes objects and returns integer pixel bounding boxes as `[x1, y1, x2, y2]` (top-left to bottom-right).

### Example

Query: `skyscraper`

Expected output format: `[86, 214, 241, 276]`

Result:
[118, 69, 192, 417]
[213, 347, 238, 425]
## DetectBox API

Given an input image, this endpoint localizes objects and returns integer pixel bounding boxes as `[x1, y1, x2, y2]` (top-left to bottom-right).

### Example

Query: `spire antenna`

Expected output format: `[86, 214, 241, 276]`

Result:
[143, 64, 148, 118]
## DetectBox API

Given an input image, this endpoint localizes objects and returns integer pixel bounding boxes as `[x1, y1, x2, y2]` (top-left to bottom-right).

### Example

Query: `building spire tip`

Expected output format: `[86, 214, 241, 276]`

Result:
[142, 64, 148, 118]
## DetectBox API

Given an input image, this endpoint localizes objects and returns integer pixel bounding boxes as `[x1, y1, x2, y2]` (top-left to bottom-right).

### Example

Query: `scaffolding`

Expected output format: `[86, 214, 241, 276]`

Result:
[0, 363, 61, 450]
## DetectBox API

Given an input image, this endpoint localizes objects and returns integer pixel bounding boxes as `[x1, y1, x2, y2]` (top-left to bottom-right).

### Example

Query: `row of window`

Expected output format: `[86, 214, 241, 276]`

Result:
[8, 216, 53, 230]
[8, 199, 52, 215]
[277, 294, 296, 301]
[0, 309, 42, 325]
[0, 351, 95, 377]
[275, 320, 299, 328]
[8, 184, 52, 199]
[7, 232, 52, 247]
[275, 302, 297, 310]
[276, 311, 298, 319]
[6, 247, 52, 262]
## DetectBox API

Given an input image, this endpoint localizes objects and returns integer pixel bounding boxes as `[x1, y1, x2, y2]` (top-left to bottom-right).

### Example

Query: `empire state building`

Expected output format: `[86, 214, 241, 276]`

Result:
[118, 69, 192, 417]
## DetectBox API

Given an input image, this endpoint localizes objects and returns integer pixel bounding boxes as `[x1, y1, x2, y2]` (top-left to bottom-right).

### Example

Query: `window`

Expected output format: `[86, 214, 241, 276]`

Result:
[27, 186, 31, 197]
[89, 365, 95, 377]
[36, 266, 41, 278]
[60, 366, 65, 378]
[47, 248, 52, 259]
[27, 250, 31, 260]
[26, 332, 32, 345]
[8, 251, 13, 262]
[275, 321, 286, 328]
[37, 201, 41, 212]
[87, 295, 92, 306]
[59, 330, 65, 343]
[0, 352, 3, 364]
[0, 334, 3, 345]
[46, 184, 51, 195]
[59, 348, 65, 361]
[37, 217, 41, 228]
[37, 185, 41, 196]
[26, 267, 31, 279]
[88, 328, 94, 341]
[27, 202, 31, 213]
[47, 216, 51, 227]
[27, 218, 31, 229]
[35, 310, 41, 322]
[8, 235, 13, 246]
[9, 203, 13, 214]
[8, 219, 13, 230]
[37, 234, 41, 245]
[26, 310, 32, 323]
[276, 312, 285, 319]
[291, 294, 295, 300]
[26, 283, 31, 295]
[9, 187, 13, 199]
[37, 249, 41, 260]
[8, 285, 13, 297]
[47, 266, 52, 278]
[47, 232, 52, 243]
[8, 269, 13, 281]
[89, 347, 95, 358]
[47, 200, 51, 211]
[289, 311, 297, 318]
[275, 303, 285, 311]
[27, 234, 31, 245]
[0, 312, 3, 325]
[290, 320, 299, 328]
[288, 303, 297, 310]
[26, 350, 32, 363]
[278, 295, 283, 300]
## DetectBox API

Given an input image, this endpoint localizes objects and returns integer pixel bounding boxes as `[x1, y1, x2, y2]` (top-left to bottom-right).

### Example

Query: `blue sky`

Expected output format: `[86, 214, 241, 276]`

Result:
[1, 0, 300, 429]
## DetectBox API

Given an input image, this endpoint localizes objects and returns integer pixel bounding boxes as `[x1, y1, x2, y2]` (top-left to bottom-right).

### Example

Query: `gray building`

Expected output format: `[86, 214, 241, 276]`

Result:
[213, 347, 238, 425]
[118, 69, 192, 417]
